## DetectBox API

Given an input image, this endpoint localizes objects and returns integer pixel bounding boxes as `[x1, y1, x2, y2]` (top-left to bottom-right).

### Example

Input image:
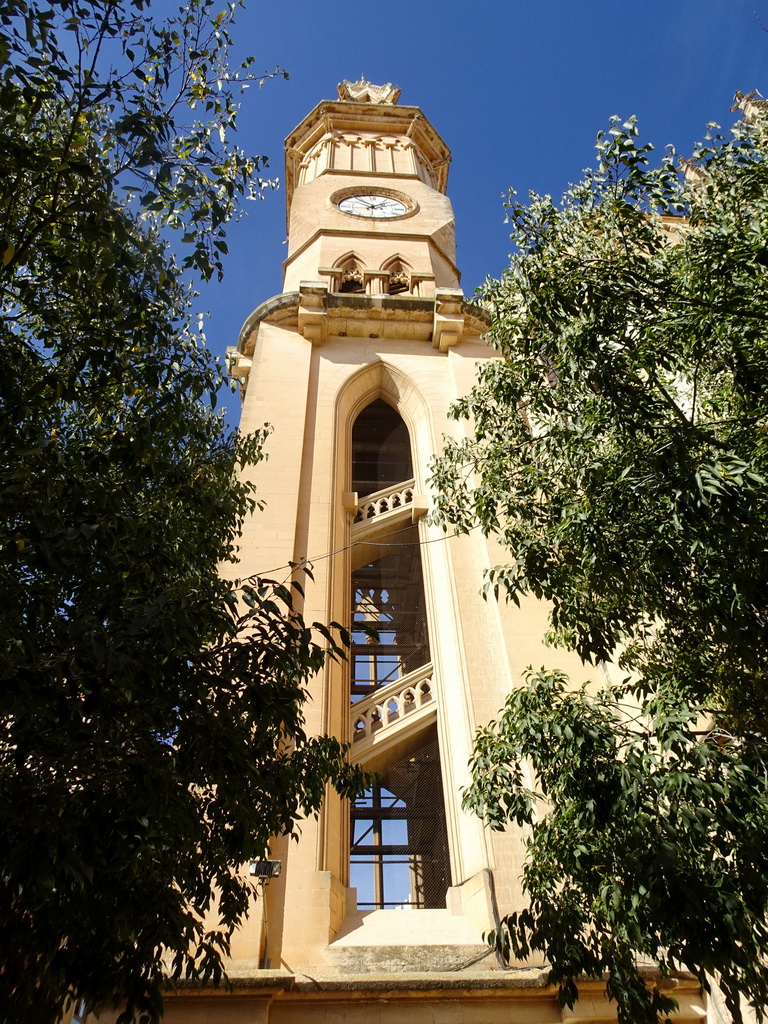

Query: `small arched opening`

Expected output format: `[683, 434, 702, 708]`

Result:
[381, 256, 411, 295]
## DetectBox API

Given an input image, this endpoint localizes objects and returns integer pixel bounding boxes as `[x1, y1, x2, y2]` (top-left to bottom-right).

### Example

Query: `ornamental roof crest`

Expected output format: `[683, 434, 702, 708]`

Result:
[337, 77, 401, 105]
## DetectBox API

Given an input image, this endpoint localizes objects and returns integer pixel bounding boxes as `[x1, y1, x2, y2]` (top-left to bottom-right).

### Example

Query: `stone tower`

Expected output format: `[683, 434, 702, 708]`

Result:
[226, 76, 515, 973]
[102, 80, 709, 1023]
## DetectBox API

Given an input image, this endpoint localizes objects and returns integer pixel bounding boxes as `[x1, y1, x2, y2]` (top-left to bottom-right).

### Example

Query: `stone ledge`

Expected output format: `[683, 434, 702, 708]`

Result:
[166, 968, 551, 997]
[181, 966, 701, 994]
[237, 289, 489, 357]
[288, 969, 552, 994]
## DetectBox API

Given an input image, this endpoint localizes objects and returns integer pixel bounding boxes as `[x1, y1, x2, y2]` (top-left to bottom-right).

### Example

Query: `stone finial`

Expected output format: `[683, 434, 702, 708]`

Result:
[337, 77, 401, 105]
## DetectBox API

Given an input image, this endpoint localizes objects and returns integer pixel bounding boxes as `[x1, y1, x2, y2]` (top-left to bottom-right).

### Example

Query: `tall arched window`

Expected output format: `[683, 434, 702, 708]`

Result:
[350, 400, 425, 695]
[351, 399, 413, 498]
[347, 399, 448, 909]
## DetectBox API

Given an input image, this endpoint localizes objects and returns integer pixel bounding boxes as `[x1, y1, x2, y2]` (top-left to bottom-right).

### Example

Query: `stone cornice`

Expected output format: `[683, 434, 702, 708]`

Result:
[164, 967, 704, 1010]
[227, 288, 489, 398]
[233, 286, 489, 358]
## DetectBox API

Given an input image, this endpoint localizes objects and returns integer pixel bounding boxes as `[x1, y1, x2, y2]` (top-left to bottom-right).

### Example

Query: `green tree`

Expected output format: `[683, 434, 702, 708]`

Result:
[0, 2, 364, 1021]
[431, 104, 768, 1023]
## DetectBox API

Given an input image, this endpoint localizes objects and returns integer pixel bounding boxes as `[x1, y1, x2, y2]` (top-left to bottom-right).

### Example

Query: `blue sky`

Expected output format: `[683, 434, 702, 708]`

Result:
[197, 0, 768, 425]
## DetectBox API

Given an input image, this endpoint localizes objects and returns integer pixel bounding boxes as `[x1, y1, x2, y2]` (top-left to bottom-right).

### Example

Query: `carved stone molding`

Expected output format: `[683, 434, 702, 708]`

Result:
[225, 347, 252, 391]
[337, 77, 401, 105]
[298, 281, 328, 346]
[432, 288, 465, 352]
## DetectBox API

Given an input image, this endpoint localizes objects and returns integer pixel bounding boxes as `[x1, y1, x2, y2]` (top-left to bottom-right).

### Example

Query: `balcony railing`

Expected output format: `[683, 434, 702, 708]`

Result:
[353, 479, 415, 526]
[351, 662, 434, 744]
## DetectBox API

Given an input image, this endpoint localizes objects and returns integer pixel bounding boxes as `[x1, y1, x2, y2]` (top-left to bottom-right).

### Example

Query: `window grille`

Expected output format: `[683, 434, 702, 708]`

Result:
[351, 525, 430, 698]
[350, 737, 450, 909]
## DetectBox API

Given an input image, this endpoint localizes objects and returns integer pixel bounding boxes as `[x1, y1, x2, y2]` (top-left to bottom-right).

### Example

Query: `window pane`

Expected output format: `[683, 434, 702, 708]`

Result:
[350, 526, 430, 696]
[350, 738, 450, 909]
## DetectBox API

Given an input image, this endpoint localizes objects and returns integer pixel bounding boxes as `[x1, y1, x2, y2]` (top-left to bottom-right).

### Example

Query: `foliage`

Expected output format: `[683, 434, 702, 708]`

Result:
[0, 2, 364, 1022]
[431, 107, 768, 1022]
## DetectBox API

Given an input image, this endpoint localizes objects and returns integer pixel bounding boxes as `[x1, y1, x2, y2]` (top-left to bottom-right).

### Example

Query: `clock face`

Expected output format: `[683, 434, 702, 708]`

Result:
[338, 194, 409, 218]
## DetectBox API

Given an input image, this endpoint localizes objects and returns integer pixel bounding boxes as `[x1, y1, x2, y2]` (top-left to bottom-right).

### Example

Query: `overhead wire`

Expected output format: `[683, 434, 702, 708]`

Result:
[251, 520, 482, 581]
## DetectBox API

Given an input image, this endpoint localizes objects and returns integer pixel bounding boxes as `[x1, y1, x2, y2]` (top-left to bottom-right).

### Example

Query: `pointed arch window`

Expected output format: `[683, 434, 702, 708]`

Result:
[347, 398, 449, 910]
[349, 401, 427, 696]
[351, 399, 412, 498]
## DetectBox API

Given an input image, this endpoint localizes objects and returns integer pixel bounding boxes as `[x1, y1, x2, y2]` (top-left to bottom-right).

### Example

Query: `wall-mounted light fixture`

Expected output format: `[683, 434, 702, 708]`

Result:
[249, 859, 282, 880]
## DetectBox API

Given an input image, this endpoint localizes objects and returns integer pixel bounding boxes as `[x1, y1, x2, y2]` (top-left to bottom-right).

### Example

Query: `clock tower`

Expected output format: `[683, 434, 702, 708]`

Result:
[278, 76, 458, 310]
[226, 79, 505, 976]
[117, 80, 710, 1024]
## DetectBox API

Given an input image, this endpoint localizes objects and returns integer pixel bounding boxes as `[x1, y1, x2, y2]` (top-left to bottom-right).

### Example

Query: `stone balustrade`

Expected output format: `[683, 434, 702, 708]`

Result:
[351, 663, 434, 743]
[354, 479, 415, 525]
